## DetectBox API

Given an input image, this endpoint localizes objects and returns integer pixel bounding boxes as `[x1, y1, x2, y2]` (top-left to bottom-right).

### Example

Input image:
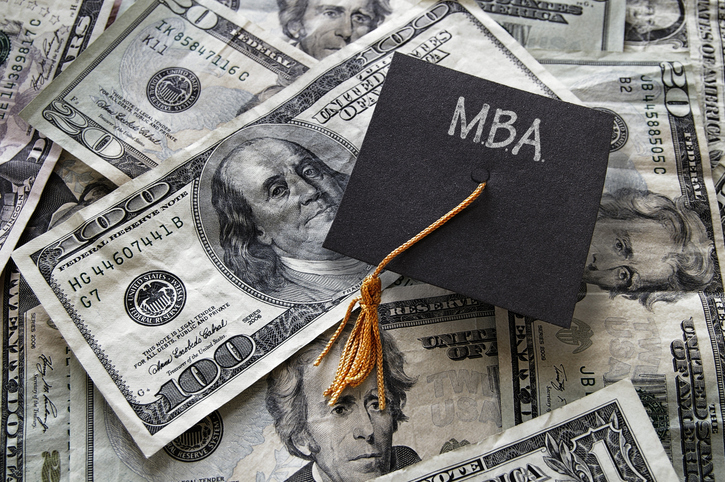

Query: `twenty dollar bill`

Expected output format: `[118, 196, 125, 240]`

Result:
[20, 0, 316, 185]
[71, 285, 501, 481]
[500, 52, 725, 480]
[2, 151, 114, 482]
[375, 380, 679, 482]
[476, 0, 626, 52]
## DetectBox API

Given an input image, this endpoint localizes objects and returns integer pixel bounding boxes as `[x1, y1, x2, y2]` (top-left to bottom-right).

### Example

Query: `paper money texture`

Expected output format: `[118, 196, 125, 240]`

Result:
[13, 0, 580, 457]
[476, 0, 626, 51]
[0, 0, 114, 272]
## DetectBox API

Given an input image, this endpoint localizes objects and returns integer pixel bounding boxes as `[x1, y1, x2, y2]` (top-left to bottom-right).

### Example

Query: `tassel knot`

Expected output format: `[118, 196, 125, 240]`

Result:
[314, 274, 386, 408]
[359, 274, 382, 309]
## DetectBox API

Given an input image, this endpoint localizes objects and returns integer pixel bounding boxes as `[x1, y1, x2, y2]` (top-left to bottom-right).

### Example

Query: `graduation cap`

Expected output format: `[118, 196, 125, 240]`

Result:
[326, 53, 613, 327]
[316, 53, 612, 406]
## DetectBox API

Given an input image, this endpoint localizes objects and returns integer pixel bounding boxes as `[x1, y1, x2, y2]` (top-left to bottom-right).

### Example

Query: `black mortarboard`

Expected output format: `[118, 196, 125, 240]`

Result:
[324, 53, 613, 327]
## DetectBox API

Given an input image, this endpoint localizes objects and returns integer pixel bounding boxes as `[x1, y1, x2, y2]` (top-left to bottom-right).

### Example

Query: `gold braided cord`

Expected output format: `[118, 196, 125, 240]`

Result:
[315, 181, 488, 409]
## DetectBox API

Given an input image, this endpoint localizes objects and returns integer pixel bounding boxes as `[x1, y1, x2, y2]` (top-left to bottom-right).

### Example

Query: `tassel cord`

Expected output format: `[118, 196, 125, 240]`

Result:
[314, 181, 488, 409]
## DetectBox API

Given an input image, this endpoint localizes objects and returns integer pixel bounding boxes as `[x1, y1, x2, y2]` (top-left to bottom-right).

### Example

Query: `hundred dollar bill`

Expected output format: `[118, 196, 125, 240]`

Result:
[375, 379, 679, 482]
[2, 151, 113, 482]
[500, 52, 725, 480]
[20, 0, 316, 186]
[0, 0, 114, 273]
[474, 0, 626, 52]
[622, 0, 689, 53]
[13, 0, 579, 457]
[70, 285, 501, 481]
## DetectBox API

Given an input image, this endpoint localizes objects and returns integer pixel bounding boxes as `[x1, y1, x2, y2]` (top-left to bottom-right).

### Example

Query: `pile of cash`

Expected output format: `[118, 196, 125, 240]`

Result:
[2, 0, 723, 480]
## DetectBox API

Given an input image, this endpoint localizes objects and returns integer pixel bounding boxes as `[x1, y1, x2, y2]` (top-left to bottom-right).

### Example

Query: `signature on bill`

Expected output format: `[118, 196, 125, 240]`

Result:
[36, 394, 59, 432]
[30, 29, 64, 90]
[550, 364, 567, 391]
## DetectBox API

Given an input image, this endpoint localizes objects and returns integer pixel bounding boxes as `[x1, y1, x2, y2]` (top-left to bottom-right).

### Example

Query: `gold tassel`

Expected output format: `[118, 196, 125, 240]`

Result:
[315, 181, 487, 409]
